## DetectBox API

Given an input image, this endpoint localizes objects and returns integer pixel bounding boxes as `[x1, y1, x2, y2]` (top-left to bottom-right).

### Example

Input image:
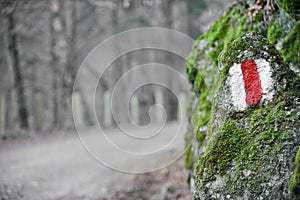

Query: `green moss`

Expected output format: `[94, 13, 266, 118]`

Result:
[185, 144, 194, 169]
[268, 21, 283, 45]
[203, 11, 231, 46]
[248, 105, 280, 144]
[198, 101, 287, 176]
[289, 147, 300, 194]
[194, 92, 298, 194]
[281, 23, 300, 69]
[198, 121, 248, 175]
[198, 92, 211, 126]
[196, 132, 206, 144]
[254, 11, 264, 22]
[278, 0, 300, 21]
[185, 44, 199, 85]
[190, 86, 211, 144]
[199, 7, 249, 65]
[191, 109, 200, 133]
[184, 96, 197, 171]
[219, 33, 279, 82]
[193, 72, 205, 95]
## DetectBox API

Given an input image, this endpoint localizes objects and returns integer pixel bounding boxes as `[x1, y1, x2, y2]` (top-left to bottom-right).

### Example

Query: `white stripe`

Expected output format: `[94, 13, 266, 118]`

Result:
[228, 63, 247, 111]
[255, 59, 275, 103]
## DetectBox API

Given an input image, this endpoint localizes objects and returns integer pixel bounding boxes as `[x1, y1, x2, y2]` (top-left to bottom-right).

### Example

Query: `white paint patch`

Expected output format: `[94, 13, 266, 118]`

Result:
[255, 59, 275, 103]
[228, 63, 247, 111]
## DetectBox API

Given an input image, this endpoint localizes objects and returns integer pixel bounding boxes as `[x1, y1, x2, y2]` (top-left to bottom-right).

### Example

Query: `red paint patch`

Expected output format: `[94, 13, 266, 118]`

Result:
[241, 60, 262, 105]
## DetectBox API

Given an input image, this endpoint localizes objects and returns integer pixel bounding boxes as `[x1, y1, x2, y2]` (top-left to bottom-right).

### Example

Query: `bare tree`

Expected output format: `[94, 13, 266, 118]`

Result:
[61, 0, 79, 128]
[160, 0, 178, 121]
[0, 0, 209, 133]
[49, 0, 67, 128]
[3, 1, 29, 129]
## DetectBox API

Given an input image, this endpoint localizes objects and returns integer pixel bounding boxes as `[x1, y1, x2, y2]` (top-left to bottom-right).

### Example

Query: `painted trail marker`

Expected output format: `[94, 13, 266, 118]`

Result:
[228, 59, 275, 111]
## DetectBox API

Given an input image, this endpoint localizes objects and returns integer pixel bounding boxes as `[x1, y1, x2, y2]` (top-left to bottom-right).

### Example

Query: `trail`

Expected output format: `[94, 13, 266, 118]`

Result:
[0, 122, 186, 200]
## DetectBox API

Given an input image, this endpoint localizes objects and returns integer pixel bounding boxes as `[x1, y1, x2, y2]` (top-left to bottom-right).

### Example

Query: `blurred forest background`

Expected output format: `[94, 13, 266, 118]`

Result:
[0, 0, 230, 136]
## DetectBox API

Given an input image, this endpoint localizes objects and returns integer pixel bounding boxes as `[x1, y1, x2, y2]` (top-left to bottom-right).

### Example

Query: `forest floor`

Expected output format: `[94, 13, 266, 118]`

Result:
[0, 123, 191, 200]
[99, 156, 191, 200]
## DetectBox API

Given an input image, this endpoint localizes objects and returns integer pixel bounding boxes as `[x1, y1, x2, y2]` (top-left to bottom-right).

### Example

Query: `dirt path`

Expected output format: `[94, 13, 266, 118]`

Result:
[0, 122, 190, 200]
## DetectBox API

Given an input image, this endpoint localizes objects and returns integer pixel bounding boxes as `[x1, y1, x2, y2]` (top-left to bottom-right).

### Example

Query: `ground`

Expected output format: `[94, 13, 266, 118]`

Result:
[0, 123, 191, 200]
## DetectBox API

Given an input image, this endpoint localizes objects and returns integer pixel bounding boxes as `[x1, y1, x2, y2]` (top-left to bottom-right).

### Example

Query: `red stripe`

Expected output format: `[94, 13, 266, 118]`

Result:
[241, 60, 262, 105]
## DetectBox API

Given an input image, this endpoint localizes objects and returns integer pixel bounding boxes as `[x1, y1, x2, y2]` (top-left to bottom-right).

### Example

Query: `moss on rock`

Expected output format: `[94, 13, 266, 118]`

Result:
[193, 32, 300, 200]
[185, 47, 199, 85]
[289, 147, 300, 197]
[278, 0, 300, 21]
[184, 3, 300, 198]
[197, 121, 248, 176]
[281, 23, 300, 69]
[268, 20, 283, 45]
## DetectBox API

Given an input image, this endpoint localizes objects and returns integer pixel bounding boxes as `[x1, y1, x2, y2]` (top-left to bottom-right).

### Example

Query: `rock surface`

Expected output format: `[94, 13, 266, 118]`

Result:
[185, 2, 300, 199]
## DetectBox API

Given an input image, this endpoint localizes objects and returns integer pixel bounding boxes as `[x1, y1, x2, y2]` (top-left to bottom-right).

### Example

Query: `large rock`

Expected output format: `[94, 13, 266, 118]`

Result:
[184, 3, 300, 200]
[194, 32, 299, 200]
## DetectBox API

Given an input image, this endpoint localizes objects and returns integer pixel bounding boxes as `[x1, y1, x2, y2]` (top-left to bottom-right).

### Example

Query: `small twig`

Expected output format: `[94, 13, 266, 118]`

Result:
[265, 0, 275, 11]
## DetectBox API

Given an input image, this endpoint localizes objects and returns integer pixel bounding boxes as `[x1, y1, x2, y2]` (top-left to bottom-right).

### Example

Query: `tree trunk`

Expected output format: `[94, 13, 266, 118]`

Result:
[49, 0, 67, 128]
[62, 0, 78, 128]
[110, 0, 126, 125]
[160, 0, 176, 121]
[6, 10, 29, 129]
[186, 0, 193, 37]
[0, 93, 7, 136]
